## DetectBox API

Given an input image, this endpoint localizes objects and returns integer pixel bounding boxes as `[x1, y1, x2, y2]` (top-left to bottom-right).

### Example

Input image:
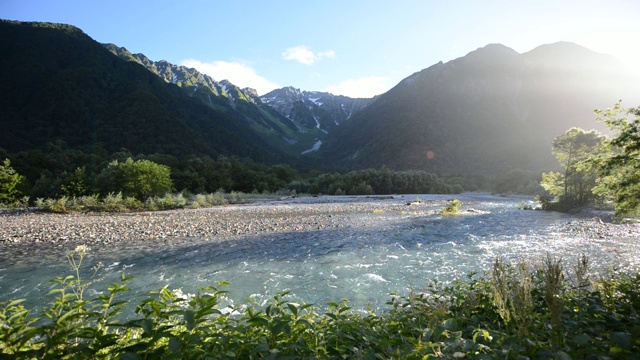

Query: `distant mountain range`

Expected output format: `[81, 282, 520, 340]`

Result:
[1, 20, 639, 175]
[320, 42, 640, 173]
[260, 87, 374, 133]
[104, 44, 370, 156]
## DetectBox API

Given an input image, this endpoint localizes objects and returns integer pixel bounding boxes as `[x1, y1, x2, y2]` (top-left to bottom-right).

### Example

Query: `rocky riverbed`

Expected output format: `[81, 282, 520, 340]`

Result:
[0, 196, 411, 247]
[2, 194, 640, 310]
[1, 195, 638, 250]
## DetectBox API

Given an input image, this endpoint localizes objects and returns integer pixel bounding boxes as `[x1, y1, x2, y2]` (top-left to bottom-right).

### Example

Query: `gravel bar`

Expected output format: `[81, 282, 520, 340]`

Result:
[0, 196, 411, 249]
[1, 195, 638, 252]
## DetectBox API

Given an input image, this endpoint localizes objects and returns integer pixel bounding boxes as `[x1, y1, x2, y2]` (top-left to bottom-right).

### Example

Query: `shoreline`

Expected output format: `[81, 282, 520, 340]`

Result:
[0, 195, 412, 248]
[2, 194, 637, 252]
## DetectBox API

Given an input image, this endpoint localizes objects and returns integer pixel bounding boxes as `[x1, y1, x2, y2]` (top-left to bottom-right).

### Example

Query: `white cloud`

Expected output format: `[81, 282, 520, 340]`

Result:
[325, 76, 390, 98]
[318, 50, 336, 59]
[180, 59, 279, 95]
[282, 46, 336, 65]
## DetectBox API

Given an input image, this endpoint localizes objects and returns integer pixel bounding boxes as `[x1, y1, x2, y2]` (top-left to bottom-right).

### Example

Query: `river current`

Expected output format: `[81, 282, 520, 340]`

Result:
[1, 193, 639, 313]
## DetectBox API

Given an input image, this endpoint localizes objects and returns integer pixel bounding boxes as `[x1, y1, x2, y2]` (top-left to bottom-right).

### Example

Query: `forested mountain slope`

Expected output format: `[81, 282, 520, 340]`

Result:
[0, 20, 290, 163]
[320, 42, 639, 174]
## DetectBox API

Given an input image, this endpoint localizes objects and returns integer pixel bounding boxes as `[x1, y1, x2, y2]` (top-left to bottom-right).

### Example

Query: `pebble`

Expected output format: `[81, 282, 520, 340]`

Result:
[1, 197, 637, 253]
[0, 197, 407, 249]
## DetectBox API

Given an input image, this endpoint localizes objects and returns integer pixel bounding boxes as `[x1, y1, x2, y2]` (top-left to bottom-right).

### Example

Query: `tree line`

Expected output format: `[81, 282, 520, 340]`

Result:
[1, 145, 471, 208]
[5, 102, 636, 214]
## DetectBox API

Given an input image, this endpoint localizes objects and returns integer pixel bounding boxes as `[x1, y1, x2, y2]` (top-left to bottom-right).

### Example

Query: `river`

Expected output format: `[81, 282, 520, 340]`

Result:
[1, 193, 639, 314]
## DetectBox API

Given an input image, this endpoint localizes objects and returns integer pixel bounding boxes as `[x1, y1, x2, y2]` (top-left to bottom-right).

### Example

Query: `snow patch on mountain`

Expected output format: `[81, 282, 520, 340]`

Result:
[308, 97, 323, 106]
[282, 137, 297, 145]
[313, 115, 328, 134]
[302, 140, 322, 154]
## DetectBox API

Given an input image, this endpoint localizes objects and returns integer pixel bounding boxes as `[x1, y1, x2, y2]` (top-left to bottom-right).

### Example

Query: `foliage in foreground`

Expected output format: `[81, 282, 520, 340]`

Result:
[2, 249, 639, 359]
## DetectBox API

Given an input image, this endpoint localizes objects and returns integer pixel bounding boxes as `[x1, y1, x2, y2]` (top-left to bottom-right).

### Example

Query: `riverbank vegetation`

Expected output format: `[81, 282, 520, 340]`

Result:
[0, 153, 472, 212]
[1, 248, 638, 359]
[2, 103, 638, 218]
[540, 102, 640, 219]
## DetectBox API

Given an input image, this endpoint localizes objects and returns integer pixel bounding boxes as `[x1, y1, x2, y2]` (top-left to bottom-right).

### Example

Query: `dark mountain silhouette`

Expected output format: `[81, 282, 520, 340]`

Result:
[0, 20, 291, 163]
[2, 20, 638, 177]
[320, 42, 639, 174]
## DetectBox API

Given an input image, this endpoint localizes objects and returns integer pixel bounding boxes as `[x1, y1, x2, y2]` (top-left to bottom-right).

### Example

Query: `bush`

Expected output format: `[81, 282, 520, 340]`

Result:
[101, 192, 126, 212]
[225, 191, 246, 204]
[146, 193, 187, 210]
[97, 158, 173, 200]
[2, 252, 639, 358]
[441, 199, 462, 215]
[0, 159, 25, 205]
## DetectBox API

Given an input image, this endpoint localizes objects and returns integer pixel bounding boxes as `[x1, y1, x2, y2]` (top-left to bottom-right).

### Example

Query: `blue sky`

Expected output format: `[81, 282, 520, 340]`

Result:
[2, 0, 639, 97]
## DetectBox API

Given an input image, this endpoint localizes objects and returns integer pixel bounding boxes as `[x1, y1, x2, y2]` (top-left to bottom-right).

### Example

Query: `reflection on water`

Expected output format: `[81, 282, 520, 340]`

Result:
[1, 194, 639, 313]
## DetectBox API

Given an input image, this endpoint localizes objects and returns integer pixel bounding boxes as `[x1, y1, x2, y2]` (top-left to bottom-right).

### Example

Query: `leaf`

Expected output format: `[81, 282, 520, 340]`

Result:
[610, 332, 632, 350]
[249, 316, 269, 328]
[139, 319, 154, 335]
[121, 352, 142, 360]
[5, 299, 26, 307]
[271, 320, 291, 336]
[169, 337, 181, 353]
[325, 312, 338, 320]
[184, 309, 195, 330]
[443, 318, 457, 331]
[286, 303, 299, 317]
[574, 333, 590, 346]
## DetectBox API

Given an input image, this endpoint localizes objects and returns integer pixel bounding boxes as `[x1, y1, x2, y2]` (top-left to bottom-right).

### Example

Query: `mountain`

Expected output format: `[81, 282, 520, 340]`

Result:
[0, 20, 302, 164]
[3, 20, 637, 178]
[103, 44, 329, 156]
[320, 42, 640, 174]
[260, 87, 374, 133]
[105, 44, 374, 156]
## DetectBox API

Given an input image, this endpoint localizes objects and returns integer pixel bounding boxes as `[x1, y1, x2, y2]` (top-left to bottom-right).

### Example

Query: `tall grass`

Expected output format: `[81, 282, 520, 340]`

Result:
[33, 190, 256, 213]
[1, 250, 639, 358]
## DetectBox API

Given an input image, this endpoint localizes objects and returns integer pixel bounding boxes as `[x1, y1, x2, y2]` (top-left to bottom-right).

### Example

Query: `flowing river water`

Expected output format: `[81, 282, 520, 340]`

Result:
[1, 193, 639, 314]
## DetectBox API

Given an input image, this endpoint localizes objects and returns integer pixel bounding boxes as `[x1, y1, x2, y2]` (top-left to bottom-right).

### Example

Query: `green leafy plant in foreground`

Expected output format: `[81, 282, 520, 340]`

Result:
[1, 249, 640, 359]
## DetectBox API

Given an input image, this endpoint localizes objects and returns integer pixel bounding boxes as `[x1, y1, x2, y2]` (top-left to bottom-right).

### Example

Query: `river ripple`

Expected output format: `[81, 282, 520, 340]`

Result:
[1, 193, 639, 312]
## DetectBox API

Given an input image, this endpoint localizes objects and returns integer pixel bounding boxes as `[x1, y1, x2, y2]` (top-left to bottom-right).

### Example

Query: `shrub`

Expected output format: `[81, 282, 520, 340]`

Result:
[146, 192, 187, 210]
[2, 254, 640, 358]
[101, 192, 126, 212]
[0, 159, 25, 205]
[441, 199, 462, 215]
[97, 158, 173, 200]
[225, 191, 246, 204]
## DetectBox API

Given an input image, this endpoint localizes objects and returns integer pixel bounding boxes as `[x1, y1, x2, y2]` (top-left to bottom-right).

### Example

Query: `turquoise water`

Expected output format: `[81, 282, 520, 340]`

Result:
[1, 194, 638, 313]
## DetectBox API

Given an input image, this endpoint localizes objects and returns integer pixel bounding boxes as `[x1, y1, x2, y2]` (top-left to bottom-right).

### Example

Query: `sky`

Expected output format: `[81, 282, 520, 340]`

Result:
[2, 0, 640, 98]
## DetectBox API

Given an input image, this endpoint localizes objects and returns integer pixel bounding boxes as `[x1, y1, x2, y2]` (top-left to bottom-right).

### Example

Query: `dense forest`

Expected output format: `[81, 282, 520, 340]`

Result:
[3, 101, 639, 218]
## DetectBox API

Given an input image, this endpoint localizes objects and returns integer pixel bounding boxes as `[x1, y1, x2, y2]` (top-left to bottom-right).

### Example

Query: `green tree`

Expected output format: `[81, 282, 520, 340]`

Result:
[589, 102, 640, 217]
[541, 128, 605, 209]
[97, 158, 172, 200]
[0, 159, 25, 204]
[60, 167, 89, 197]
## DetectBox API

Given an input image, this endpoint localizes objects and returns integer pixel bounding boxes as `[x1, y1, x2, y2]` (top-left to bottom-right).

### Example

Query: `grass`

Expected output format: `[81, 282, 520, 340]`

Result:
[1, 248, 639, 359]
[32, 190, 254, 213]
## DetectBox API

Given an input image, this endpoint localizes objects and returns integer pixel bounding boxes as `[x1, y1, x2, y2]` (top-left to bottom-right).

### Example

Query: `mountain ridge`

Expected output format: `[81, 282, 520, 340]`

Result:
[0, 20, 291, 163]
[2, 19, 638, 178]
[103, 43, 373, 155]
[320, 41, 640, 173]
